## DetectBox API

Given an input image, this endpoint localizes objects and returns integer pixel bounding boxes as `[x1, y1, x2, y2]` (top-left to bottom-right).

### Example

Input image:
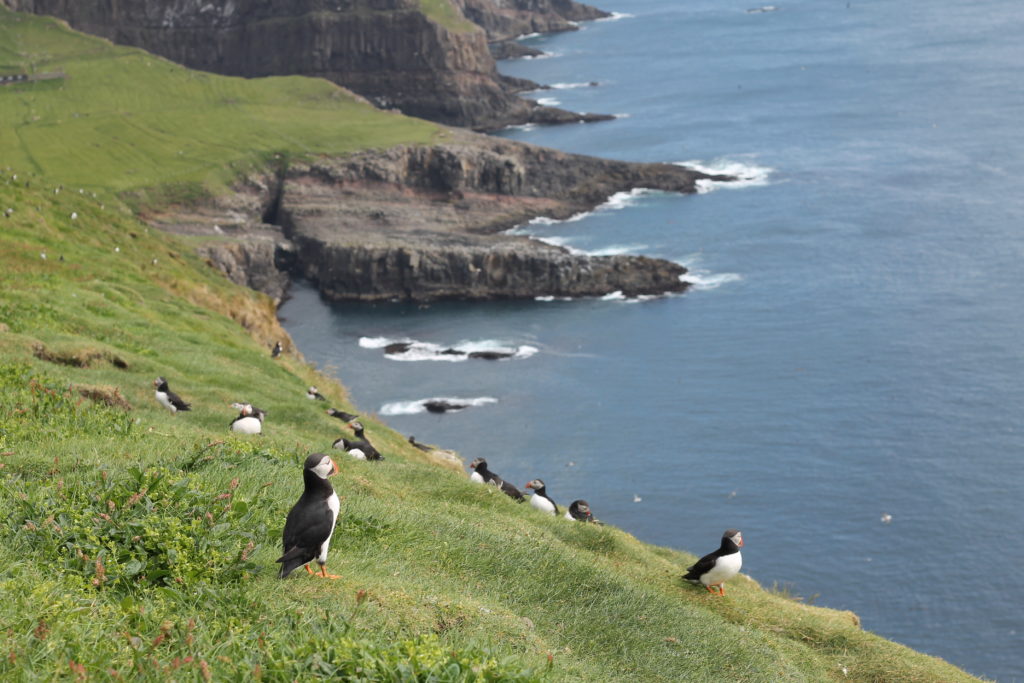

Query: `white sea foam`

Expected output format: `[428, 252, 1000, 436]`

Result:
[600, 291, 626, 301]
[675, 158, 773, 193]
[680, 271, 743, 291]
[613, 113, 632, 119]
[362, 336, 537, 362]
[597, 12, 634, 21]
[550, 82, 595, 90]
[503, 122, 538, 132]
[534, 295, 574, 302]
[516, 32, 542, 40]
[587, 243, 648, 256]
[522, 52, 560, 60]
[380, 397, 498, 416]
[536, 97, 561, 107]
[359, 336, 409, 349]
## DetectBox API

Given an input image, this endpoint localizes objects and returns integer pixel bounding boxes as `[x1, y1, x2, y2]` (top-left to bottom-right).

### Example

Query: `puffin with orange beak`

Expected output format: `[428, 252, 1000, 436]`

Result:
[277, 453, 342, 579]
[683, 529, 744, 596]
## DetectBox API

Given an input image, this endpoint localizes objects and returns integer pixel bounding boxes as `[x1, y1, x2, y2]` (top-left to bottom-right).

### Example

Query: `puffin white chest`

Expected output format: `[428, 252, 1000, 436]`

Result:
[702, 551, 742, 586]
[347, 448, 367, 461]
[469, 471, 485, 484]
[231, 416, 262, 434]
[155, 391, 175, 412]
[530, 493, 557, 515]
[317, 492, 340, 563]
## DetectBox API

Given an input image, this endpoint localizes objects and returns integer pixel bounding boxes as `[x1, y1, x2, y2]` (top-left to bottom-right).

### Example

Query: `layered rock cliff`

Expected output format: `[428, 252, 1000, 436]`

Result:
[154, 130, 731, 303]
[3, 0, 610, 130]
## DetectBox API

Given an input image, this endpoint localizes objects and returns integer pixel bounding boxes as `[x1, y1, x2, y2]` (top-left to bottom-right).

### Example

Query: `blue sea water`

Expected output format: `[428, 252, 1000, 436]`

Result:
[281, 1, 1024, 679]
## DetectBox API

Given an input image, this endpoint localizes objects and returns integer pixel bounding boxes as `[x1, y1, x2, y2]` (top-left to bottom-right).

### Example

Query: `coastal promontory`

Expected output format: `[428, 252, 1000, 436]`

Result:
[156, 130, 731, 303]
[3, 0, 612, 130]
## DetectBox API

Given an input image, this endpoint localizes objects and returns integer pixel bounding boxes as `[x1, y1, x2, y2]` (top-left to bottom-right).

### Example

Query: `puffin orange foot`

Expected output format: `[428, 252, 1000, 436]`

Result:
[304, 564, 316, 576]
[317, 565, 341, 580]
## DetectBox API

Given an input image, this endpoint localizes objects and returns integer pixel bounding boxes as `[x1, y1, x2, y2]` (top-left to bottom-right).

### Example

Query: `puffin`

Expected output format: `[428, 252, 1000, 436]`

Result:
[348, 421, 382, 460]
[153, 377, 190, 414]
[306, 386, 327, 401]
[271, 341, 283, 358]
[565, 500, 596, 522]
[525, 479, 559, 515]
[231, 401, 266, 422]
[408, 436, 433, 452]
[468, 458, 525, 501]
[229, 403, 263, 435]
[683, 529, 744, 596]
[277, 453, 341, 579]
[332, 436, 367, 461]
[326, 408, 359, 422]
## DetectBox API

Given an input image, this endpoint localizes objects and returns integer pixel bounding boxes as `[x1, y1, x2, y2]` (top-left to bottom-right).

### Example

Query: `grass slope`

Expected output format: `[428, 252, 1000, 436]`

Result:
[0, 8, 437, 197]
[0, 9, 982, 683]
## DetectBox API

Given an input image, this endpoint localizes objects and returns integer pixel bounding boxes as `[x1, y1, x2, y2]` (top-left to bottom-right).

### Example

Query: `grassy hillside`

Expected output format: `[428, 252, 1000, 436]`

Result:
[0, 7, 437, 197]
[0, 9, 981, 683]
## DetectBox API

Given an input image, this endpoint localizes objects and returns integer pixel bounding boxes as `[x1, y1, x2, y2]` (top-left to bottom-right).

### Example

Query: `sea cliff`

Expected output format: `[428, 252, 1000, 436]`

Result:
[156, 130, 730, 303]
[3, 0, 611, 129]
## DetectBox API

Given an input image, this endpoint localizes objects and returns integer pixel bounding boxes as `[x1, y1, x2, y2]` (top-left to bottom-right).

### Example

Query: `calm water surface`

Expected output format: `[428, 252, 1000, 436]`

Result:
[282, 1, 1024, 678]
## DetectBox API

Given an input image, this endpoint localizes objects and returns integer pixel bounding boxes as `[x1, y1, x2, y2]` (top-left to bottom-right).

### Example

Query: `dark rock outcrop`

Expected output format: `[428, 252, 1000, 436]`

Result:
[151, 131, 731, 303]
[4, 0, 611, 130]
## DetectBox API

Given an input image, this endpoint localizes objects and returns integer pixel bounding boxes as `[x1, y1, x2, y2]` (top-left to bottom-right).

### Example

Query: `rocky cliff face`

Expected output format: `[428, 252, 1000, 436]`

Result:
[155, 130, 730, 303]
[4, 0, 610, 129]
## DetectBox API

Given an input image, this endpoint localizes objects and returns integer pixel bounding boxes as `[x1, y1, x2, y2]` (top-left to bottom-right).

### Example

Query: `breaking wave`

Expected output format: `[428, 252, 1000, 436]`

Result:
[359, 336, 538, 362]
[380, 397, 499, 416]
[674, 158, 773, 193]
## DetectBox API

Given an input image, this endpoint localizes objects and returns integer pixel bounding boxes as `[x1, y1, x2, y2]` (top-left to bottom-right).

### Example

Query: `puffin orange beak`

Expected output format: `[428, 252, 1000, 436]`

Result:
[737, 537, 744, 547]
[329, 458, 339, 476]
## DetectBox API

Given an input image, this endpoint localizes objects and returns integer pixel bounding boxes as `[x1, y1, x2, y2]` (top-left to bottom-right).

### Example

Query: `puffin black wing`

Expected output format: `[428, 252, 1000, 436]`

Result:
[496, 478, 525, 501]
[277, 498, 336, 578]
[683, 551, 718, 582]
[167, 390, 191, 411]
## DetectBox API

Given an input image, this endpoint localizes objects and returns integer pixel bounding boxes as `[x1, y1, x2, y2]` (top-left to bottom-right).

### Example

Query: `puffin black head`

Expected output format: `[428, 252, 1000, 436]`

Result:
[722, 529, 744, 549]
[469, 457, 487, 472]
[153, 376, 168, 390]
[349, 420, 364, 432]
[570, 500, 593, 520]
[525, 478, 545, 491]
[304, 452, 339, 479]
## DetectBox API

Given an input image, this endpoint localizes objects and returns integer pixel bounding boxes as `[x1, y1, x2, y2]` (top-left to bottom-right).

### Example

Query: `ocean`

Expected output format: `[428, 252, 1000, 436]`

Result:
[280, 1, 1024, 678]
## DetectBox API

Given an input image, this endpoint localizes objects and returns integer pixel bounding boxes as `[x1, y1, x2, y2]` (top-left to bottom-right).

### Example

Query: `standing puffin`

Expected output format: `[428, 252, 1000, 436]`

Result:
[525, 479, 559, 515]
[153, 377, 190, 414]
[468, 458, 525, 501]
[277, 453, 341, 579]
[306, 386, 327, 401]
[271, 341, 283, 358]
[565, 500, 596, 522]
[229, 403, 263, 434]
[683, 529, 744, 596]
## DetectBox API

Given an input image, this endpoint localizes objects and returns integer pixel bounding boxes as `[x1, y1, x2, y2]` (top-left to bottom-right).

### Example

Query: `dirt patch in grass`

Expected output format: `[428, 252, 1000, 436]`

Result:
[32, 343, 129, 369]
[75, 384, 132, 411]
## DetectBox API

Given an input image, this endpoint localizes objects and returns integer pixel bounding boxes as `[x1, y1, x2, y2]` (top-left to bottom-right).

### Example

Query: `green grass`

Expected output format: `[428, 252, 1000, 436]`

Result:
[0, 173, 983, 683]
[418, 0, 479, 33]
[0, 8, 985, 682]
[0, 8, 437, 197]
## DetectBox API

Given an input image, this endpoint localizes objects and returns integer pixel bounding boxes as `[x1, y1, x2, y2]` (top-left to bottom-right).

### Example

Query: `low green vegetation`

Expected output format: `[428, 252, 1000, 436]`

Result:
[418, 0, 480, 34]
[0, 8, 981, 682]
[0, 7, 437, 198]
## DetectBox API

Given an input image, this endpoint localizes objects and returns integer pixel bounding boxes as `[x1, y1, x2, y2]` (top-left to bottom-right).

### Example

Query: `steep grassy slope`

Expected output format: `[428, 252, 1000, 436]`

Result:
[0, 9, 982, 683]
[0, 172, 981, 682]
